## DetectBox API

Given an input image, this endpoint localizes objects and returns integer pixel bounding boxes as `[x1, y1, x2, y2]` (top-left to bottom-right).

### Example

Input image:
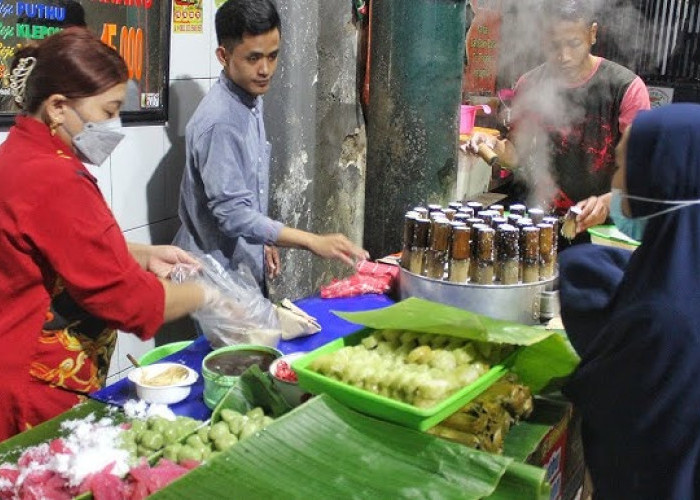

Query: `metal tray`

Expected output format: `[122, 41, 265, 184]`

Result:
[398, 267, 558, 325]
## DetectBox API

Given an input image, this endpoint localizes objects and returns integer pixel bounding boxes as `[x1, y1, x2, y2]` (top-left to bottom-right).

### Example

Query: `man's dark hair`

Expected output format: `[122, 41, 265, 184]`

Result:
[543, 0, 595, 26]
[63, 0, 87, 27]
[215, 0, 281, 50]
[19, 0, 86, 28]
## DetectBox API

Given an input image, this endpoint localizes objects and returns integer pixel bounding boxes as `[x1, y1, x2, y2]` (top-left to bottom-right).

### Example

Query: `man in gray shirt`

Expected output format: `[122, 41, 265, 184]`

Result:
[174, 0, 367, 291]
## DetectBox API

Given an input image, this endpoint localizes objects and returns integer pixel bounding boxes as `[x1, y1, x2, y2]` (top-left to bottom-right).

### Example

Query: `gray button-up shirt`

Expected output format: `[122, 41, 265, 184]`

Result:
[174, 72, 283, 288]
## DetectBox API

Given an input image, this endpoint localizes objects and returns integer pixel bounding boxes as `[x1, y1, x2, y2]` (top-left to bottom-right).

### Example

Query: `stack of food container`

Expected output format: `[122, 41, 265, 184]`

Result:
[400, 201, 560, 285]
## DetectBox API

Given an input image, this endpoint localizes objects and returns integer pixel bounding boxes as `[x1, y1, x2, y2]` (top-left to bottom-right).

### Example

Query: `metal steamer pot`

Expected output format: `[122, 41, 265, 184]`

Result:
[398, 267, 559, 325]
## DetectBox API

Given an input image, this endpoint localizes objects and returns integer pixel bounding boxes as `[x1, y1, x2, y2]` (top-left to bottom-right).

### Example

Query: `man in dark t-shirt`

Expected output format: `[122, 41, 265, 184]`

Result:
[470, 0, 650, 244]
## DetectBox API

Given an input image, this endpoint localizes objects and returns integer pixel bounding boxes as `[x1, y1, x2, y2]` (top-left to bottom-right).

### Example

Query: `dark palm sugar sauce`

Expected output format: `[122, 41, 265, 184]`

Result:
[205, 350, 277, 376]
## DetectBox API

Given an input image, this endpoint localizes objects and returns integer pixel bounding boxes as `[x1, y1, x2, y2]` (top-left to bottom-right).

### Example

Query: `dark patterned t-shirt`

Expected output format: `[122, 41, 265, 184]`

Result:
[515, 58, 642, 212]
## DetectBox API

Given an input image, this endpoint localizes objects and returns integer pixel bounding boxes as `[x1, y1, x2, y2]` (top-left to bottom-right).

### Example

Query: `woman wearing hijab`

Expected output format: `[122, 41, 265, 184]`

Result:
[559, 103, 700, 499]
[0, 28, 230, 440]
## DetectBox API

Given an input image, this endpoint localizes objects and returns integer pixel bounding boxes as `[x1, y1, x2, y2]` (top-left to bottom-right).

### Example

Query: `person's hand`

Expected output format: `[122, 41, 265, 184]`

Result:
[264, 245, 281, 279]
[146, 245, 200, 278]
[467, 131, 498, 154]
[309, 234, 369, 266]
[575, 193, 612, 234]
[200, 285, 247, 319]
[467, 132, 508, 154]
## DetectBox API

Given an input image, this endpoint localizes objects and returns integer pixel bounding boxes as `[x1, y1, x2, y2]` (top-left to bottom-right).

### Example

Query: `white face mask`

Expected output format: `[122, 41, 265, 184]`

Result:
[66, 108, 125, 166]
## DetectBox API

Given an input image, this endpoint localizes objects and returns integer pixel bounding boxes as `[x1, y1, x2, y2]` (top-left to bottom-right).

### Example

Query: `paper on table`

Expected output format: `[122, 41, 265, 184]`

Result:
[607, 226, 641, 244]
[588, 225, 640, 246]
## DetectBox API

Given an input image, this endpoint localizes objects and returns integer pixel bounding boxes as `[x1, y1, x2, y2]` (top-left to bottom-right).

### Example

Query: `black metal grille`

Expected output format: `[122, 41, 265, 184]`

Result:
[495, 0, 700, 101]
[596, 0, 700, 98]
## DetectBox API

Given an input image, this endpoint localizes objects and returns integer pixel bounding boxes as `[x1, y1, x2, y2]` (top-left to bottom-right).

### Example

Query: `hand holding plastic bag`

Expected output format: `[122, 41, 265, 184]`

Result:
[170, 255, 281, 348]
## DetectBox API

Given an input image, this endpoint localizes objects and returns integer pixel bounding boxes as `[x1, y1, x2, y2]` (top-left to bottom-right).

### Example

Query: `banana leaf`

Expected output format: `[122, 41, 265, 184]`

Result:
[150, 395, 549, 500]
[506, 334, 578, 395]
[0, 400, 118, 463]
[335, 298, 579, 393]
[239, 365, 292, 418]
[501, 397, 569, 462]
[501, 420, 553, 463]
[211, 365, 292, 423]
[485, 461, 551, 500]
[210, 381, 249, 416]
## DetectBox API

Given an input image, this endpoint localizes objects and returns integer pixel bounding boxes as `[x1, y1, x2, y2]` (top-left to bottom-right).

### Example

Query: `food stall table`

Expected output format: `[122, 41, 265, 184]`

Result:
[90, 293, 395, 420]
[0, 294, 582, 500]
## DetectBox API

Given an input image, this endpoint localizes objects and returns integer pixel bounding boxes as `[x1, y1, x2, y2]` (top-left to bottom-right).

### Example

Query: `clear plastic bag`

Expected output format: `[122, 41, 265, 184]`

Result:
[170, 255, 281, 349]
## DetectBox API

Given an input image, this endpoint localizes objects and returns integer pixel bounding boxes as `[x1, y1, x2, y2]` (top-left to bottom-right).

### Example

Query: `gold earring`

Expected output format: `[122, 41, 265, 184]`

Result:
[49, 122, 58, 136]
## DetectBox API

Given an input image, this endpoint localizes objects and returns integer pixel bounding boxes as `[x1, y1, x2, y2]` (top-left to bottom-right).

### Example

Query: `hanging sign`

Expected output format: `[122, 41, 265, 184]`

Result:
[0, 0, 171, 124]
[173, 0, 202, 34]
[463, 0, 503, 95]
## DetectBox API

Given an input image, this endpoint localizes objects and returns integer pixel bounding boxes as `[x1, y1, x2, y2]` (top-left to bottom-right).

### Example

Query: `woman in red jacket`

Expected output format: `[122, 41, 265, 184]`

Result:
[0, 28, 214, 440]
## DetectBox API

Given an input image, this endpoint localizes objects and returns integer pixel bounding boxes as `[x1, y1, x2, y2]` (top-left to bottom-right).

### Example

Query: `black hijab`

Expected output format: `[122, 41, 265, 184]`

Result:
[560, 103, 700, 500]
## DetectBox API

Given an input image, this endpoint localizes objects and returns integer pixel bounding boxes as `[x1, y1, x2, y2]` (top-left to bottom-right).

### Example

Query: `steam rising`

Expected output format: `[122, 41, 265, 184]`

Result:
[492, 0, 663, 208]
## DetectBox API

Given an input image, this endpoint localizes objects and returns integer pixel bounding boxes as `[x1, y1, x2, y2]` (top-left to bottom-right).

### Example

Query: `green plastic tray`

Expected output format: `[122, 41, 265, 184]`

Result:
[139, 340, 194, 366]
[292, 328, 508, 431]
[588, 225, 640, 248]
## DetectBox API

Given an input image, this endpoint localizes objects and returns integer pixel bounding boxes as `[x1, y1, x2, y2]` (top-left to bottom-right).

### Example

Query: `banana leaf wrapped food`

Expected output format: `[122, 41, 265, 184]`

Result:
[427, 373, 533, 454]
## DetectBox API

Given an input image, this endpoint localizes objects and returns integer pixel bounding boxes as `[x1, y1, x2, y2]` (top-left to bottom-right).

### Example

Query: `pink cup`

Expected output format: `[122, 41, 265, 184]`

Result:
[460, 104, 492, 134]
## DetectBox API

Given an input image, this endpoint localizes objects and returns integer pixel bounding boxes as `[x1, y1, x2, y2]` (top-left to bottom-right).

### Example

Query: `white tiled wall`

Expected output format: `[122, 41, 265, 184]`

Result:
[86, 159, 113, 207]
[163, 78, 211, 215]
[169, 0, 214, 79]
[111, 126, 169, 228]
[104, 0, 222, 383]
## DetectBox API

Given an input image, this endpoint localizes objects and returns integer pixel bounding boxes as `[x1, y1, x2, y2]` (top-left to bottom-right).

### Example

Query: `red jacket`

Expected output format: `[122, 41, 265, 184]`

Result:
[0, 116, 165, 440]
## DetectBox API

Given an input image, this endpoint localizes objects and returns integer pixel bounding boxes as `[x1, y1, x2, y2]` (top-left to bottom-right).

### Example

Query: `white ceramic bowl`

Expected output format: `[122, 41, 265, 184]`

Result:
[269, 352, 311, 407]
[127, 362, 199, 405]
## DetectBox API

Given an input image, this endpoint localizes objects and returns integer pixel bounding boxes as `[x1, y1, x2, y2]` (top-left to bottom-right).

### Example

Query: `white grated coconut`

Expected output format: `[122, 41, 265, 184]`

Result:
[123, 399, 176, 421]
[56, 415, 131, 486]
[1, 413, 132, 493]
[0, 402, 178, 495]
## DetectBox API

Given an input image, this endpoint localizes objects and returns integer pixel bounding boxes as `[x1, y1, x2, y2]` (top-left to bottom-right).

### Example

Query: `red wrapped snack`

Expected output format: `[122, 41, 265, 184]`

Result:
[320, 260, 399, 299]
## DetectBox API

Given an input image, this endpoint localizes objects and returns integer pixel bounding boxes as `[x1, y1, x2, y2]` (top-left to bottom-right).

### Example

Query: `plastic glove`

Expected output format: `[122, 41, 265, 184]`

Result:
[200, 286, 246, 317]
[169, 263, 201, 283]
[274, 299, 321, 340]
[170, 256, 281, 348]
[198, 286, 276, 347]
